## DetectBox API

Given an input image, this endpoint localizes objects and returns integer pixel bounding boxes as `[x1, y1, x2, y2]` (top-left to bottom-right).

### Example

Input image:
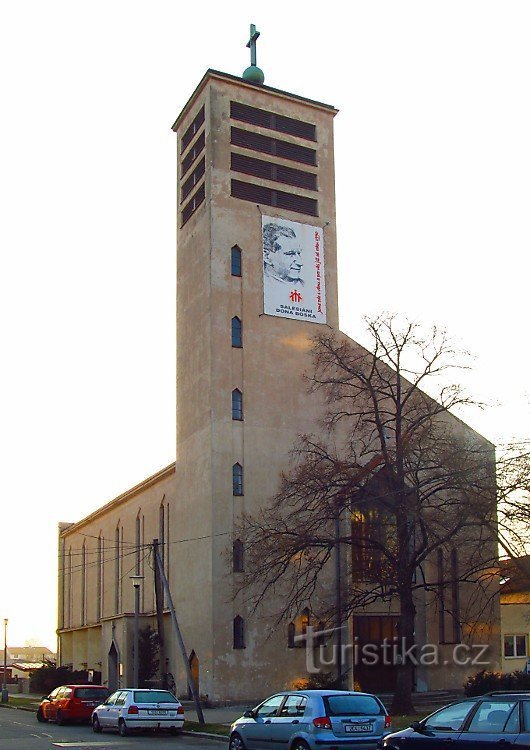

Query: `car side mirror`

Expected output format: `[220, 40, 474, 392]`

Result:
[410, 721, 422, 732]
[244, 710, 255, 718]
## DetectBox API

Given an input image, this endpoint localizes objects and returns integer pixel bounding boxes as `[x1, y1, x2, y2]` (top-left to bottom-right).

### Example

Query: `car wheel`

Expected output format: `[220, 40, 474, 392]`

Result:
[36, 708, 48, 723]
[291, 741, 310, 750]
[57, 710, 66, 726]
[118, 719, 129, 737]
[92, 715, 102, 733]
[229, 733, 247, 750]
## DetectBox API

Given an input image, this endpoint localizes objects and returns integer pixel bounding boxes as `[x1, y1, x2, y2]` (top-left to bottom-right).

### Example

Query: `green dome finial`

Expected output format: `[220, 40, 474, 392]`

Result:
[243, 65, 265, 85]
[243, 24, 265, 85]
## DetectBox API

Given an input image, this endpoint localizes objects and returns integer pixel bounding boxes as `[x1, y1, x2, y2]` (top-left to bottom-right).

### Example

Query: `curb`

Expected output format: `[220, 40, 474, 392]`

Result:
[182, 731, 228, 742]
[0, 704, 37, 712]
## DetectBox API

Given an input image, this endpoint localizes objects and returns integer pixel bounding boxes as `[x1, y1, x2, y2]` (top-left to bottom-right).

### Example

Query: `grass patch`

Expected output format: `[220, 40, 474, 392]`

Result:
[0, 696, 40, 710]
[184, 721, 230, 736]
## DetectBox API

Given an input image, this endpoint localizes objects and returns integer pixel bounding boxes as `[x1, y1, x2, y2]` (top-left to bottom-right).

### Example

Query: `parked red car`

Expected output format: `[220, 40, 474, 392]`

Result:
[37, 684, 110, 724]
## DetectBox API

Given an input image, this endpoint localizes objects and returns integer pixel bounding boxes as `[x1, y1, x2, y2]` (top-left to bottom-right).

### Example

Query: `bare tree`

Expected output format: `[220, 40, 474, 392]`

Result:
[237, 314, 502, 714]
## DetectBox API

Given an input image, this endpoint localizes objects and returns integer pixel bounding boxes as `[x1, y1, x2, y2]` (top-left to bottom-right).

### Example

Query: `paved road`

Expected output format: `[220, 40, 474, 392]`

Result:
[0, 708, 227, 750]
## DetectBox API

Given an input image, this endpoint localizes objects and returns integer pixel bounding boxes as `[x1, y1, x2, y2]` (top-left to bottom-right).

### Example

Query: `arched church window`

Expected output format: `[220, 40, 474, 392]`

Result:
[232, 317, 242, 348]
[233, 615, 245, 649]
[231, 246, 242, 277]
[232, 389, 243, 420]
[233, 463, 244, 496]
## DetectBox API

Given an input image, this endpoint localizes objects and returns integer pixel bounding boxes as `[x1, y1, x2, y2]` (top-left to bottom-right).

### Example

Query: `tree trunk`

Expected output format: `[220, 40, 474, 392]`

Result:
[391, 586, 416, 715]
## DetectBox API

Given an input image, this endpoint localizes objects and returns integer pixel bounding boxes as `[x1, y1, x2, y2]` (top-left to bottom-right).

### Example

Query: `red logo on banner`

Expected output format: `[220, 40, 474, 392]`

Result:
[290, 290, 302, 303]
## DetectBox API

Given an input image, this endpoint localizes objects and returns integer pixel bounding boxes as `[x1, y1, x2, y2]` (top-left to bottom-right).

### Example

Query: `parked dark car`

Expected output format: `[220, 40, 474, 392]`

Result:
[380, 692, 530, 749]
[37, 684, 110, 724]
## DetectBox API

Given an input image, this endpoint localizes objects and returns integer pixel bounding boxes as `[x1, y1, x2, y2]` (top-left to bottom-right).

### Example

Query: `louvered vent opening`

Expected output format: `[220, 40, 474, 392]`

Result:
[231, 180, 318, 217]
[230, 101, 316, 141]
[231, 128, 316, 167]
[231, 153, 317, 191]
[181, 158, 205, 203]
[181, 131, 205, 177]
[181, 183, 205, 226]
[181, 105, 205, 153]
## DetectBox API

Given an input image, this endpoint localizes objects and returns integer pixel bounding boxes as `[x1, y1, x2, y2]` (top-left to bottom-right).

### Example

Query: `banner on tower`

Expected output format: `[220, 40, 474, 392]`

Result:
[262, 216, 327, 324]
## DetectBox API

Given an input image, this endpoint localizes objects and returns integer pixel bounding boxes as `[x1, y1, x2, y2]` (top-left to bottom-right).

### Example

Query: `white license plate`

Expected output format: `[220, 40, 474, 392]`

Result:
[148, 709, 167, 715]
[345, 724, 372, 733]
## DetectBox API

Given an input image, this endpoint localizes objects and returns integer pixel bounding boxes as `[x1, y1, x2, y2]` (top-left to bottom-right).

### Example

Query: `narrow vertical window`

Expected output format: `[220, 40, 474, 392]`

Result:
[67, 548, 72, 628]
[60, 540, 66, 629]
[231, 316, 242, 348]
[136, 513, 142, 575]
[81, 542, 86, 625]
[233, 615, 245, 649]
[233, 463, 243, 496]
[231, 245, 242, 277]
[451, 548, 460, 642]
[159, 503, 166, 607]
[232, 389, 243, 420]
[97, 535, 102, 622]
[115, 524, 121, 614]
[233, 539, 244, 572]
[287, 622, 295, 648]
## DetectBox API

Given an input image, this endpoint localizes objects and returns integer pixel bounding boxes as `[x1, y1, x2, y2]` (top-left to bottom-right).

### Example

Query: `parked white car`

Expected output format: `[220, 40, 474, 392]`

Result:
[91, 688, 184, 736]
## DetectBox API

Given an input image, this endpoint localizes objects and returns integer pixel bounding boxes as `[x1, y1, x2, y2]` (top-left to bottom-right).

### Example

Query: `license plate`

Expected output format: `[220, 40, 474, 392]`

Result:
[345, 723, 372, 733]
[148, 709, 167, 715]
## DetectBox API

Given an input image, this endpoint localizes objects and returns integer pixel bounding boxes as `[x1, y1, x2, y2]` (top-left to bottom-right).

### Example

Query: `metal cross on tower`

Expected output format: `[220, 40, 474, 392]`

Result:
[246, 24, 260, 67]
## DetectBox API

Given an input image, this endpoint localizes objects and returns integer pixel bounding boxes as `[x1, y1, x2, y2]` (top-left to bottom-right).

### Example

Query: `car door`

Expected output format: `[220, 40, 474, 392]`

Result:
[269, 694, 308, 750]
[458, 701, 520, 750]
[97, 691, 119, 728]
[400, 701, 477, 749]
[43, 688, 60, 720]
[514, 701, 530, 749]
[109, 690, 128, 728]
[243, 695, 286, 750]
[48, 687, 66, 721]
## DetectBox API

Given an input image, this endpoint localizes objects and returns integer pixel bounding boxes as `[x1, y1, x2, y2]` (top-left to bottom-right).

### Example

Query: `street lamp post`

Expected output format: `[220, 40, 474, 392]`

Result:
[130, 576, 143, 688]
[2, 618, 8, 703]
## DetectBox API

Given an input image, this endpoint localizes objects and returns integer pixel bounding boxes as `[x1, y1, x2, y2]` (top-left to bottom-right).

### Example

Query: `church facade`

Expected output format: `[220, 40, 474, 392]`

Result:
[57, 67, 500, 701]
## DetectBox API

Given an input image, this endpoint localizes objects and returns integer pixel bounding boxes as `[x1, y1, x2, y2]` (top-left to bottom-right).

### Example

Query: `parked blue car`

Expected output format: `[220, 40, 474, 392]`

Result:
[229, 690, 392, 750]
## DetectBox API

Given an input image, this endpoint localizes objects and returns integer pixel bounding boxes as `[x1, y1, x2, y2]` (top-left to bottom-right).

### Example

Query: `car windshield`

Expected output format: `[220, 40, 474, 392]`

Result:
[324, 695, 383, 717]
[133, 690, 178, 704]
[75, 688, 109, 700]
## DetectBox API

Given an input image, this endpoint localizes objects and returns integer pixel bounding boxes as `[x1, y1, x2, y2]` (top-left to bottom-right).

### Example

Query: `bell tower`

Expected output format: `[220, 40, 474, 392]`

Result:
[170, 49, 339, 699]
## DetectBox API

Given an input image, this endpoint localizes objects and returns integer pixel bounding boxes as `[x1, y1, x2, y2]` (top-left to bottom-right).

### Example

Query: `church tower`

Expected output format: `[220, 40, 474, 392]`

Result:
[171, 49, 339, 699]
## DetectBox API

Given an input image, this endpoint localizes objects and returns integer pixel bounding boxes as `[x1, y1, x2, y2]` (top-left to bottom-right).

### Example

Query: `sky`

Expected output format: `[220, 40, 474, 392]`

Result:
[0, 1, 529, 651]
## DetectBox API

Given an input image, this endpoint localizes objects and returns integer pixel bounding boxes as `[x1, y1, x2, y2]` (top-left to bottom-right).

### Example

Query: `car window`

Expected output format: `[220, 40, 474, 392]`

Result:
[62, 688, 72, 699]
[424, 701, 477, 732]
[74, 688, 109, 700]
[55, 688, 66, 700]
[468, 702, 518, 733]
[325, 695, 383, 717]
[105, 692, 121, 705]
[115, 691, 128, 706]
[255, 695, 285, 718]
[133, 690, 179, 704]
[279, 695, 307, 717]
[49, 688, 60, 699]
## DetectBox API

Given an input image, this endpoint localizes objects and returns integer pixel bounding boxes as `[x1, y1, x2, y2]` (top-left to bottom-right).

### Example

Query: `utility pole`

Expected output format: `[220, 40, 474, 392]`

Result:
[153, 540, 166, 685]
[130, 575, 143, 688]
[153, 542, 205, 724]
[2, 618, 8, 703]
